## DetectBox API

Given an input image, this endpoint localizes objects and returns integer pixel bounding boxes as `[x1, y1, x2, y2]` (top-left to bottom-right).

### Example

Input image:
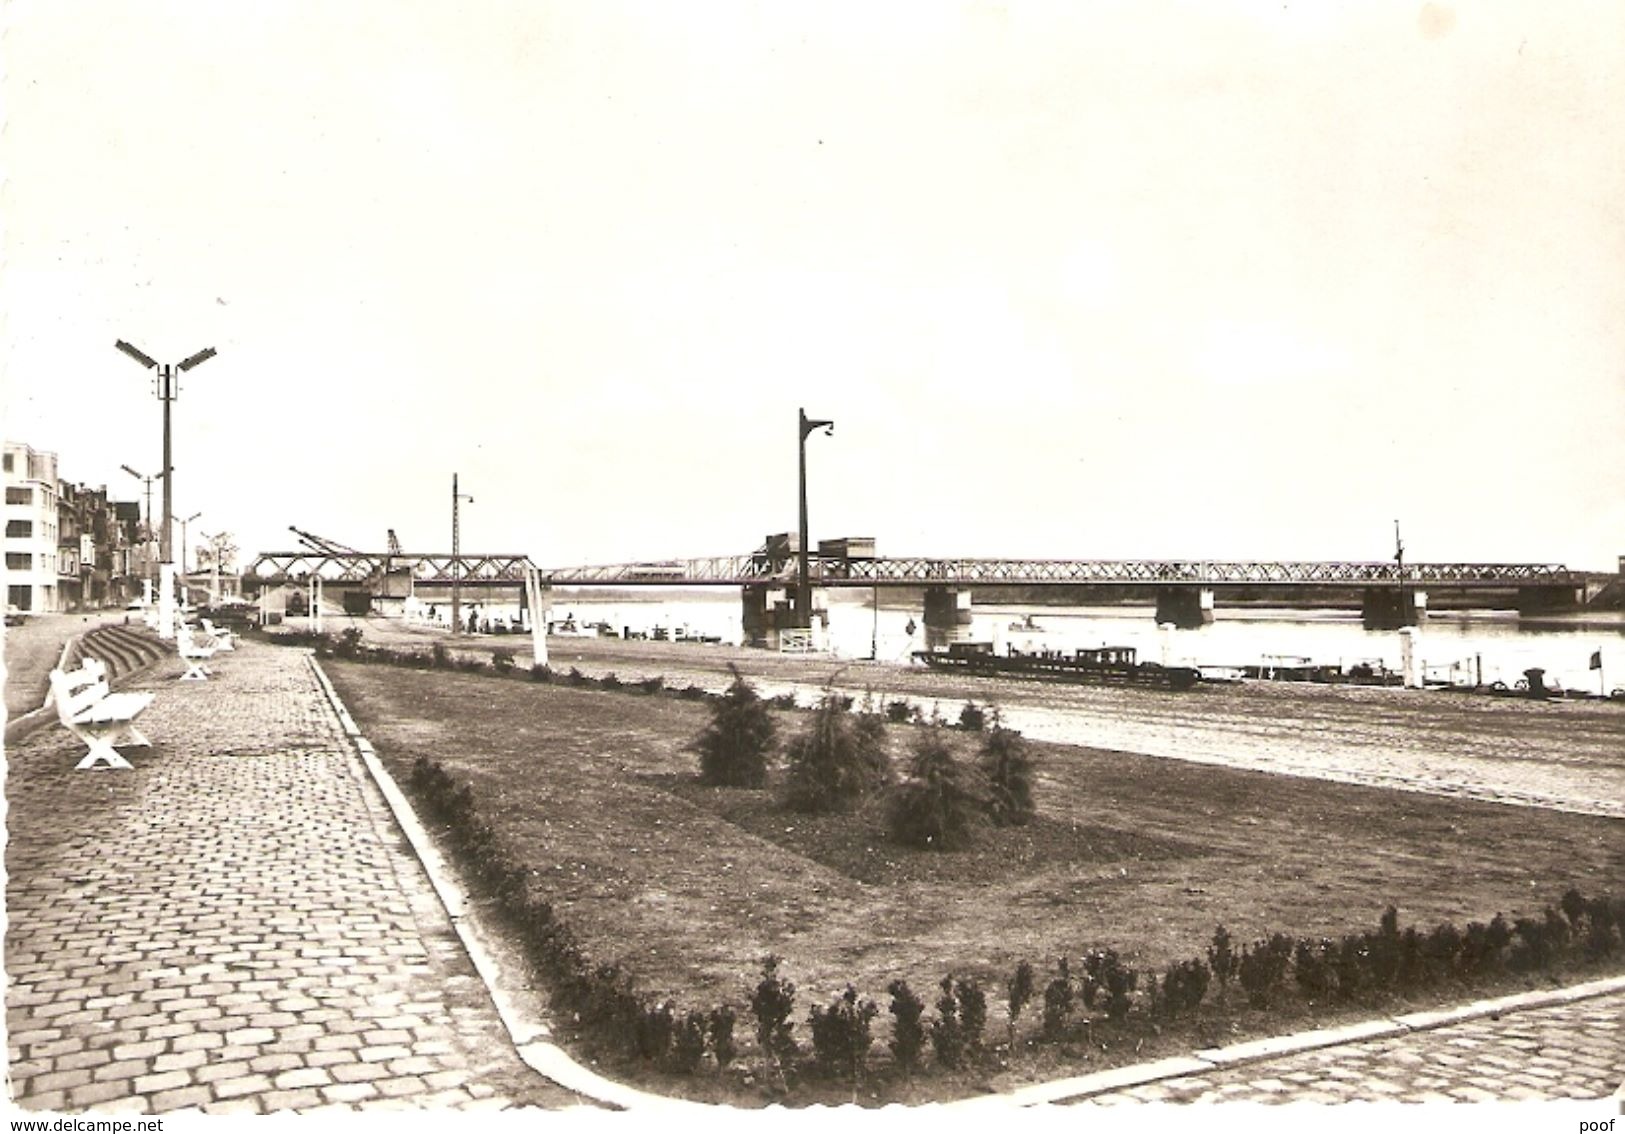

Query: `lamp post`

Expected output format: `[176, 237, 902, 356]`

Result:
[179, 512, 201, 601]
[114, 340, 216, 566]
[199, 531, 223, 604]
[120, 463, 170, 586]
[797, 408, 834, 629]
[451, 473, 474, 635]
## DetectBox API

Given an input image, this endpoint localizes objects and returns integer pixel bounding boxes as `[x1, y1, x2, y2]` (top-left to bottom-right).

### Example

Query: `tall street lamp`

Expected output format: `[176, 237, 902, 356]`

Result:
[179, 512, 202, 596]
[120, 463, 170, 585]
[797, 408, 834, 629]
[114, 340, 216, 565]
[451, 473, 474, 635]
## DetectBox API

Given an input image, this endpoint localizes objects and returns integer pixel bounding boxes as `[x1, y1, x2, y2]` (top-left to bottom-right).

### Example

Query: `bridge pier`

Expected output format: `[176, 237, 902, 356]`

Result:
[1362, 588, 1428, 629]
[1516, 584, 1582, 616]
[1154, 587, 1214, 629]
[923, 586, 975, 649]
[741, 584, 825, 649]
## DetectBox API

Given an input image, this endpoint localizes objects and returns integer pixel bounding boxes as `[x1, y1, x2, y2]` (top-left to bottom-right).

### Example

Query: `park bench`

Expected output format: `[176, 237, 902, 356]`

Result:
[49, 658, 155, 770]
[199, 617, 236, 651]
[175, 622, 218, 681]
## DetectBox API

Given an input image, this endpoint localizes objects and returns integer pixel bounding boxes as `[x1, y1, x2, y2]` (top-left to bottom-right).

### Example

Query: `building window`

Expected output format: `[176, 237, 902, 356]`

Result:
[2, 453, 12, 472]
[6, 487, 30, 505]
[6, 553, 32, 570]
[6, 520, 33, 538]
[8, 584, 29, 610]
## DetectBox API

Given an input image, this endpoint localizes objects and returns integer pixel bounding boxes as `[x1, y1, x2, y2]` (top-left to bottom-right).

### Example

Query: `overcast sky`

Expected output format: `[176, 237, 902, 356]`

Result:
[3, 1, 1622, 573]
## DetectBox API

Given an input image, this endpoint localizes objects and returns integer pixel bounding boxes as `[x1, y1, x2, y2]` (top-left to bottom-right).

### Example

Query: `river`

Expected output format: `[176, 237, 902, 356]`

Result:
[533, 591, 1625, 696]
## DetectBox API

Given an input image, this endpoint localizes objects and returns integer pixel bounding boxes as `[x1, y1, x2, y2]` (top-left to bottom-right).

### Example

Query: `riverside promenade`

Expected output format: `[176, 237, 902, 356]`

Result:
[5, 631, 1622, 1113]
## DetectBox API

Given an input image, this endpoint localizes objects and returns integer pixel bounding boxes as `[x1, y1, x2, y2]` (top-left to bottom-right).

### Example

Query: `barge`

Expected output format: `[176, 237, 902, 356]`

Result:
[913, 642, 1201, 691]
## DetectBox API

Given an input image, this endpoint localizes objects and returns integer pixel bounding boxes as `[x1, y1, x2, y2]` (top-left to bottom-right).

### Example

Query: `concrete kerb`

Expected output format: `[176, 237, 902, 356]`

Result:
[306, 653, 707, 1114]
[304, 653, 1625, 1112]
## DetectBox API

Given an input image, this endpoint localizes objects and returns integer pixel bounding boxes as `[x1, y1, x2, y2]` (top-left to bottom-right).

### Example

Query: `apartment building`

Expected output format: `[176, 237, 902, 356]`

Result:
[4, 442, 61, 612]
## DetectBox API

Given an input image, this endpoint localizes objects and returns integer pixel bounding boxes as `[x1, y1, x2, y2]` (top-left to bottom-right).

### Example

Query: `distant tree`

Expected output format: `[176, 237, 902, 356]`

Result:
[689, 665, 777, 787]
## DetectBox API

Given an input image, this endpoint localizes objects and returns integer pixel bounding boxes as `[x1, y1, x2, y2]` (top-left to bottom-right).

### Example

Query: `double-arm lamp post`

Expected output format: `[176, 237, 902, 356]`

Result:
[797, 408, 834, 629]
[119, 463, 169, 586]
[114, 340, 216, 566]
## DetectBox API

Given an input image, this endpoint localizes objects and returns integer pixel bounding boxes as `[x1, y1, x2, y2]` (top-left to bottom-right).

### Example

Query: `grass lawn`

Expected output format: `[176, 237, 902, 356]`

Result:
[324, 659, 1625, 1102]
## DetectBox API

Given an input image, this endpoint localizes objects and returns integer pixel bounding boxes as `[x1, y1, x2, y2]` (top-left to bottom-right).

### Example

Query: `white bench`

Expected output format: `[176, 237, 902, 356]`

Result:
[199, 618, 236, 651]
[175, 623, 219, 681]
[49, 659, 155, 770]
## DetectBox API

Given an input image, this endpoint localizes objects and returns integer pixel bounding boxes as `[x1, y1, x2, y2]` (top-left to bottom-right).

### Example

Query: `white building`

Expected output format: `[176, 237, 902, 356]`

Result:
[4, 442, 61, 612]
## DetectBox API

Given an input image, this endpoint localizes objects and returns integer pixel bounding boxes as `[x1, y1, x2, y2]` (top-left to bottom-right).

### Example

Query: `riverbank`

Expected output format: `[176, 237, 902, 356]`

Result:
[308, 615, 1625, 819]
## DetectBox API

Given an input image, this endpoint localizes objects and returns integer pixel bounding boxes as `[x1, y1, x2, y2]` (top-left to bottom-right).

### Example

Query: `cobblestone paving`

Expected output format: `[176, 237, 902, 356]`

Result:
[1080, 992, 1625, 1104]
[5, 642, 586, 1114]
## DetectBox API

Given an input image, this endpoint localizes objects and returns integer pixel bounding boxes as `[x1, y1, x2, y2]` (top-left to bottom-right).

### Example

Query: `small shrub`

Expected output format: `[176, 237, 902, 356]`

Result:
[1561, 888, 1587, 930]
[530, 663, 553, 682]
[887, 980, 927, 1077]
[636, 1001, 676, 1063]
[672, 1011, 708, 1074]
[888, 729, 981, 850]
[1397, 926, 1427, 989]
[1583, 895, 1620, 959]
[491, 647, 517, 674]
[1159, 958, 1210, 1017]
[708, 1005, 738, 1070]
[807, 986, 878, 1082]
[566, 666, 592, 688]
[1207, 926, 1239, 1004]
[431, 642, 451, 669]
[690, 667, 778, 788]
[1006, 961, 1035, 1049]
[784, 691, 890, 813]
[1332, 935, 1369, 1001]
[956, 701, 986, 731]
[1238, 935, 1292, 1008]
[750, 955, 798, 1071]
[886, 700, 915, 724]
[1040, 957, 1074, 1041]
[769, 692, 799, 710]
[957, 977, 987, 1053]
[1423, 921, 1463, 980]
[930, 976, 966, 1069]
[978, 725, 1036, 827]
[678, 683, 711, 702]
[600, 671, 624, 691]
[638, 675, 665, 695]
[1295, 938, 1336, 999]
[1082, 949, 1137, 1023]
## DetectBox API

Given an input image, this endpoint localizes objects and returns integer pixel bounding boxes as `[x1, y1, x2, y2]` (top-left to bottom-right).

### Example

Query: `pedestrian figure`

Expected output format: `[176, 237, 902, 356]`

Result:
[468, 606, 479, 635]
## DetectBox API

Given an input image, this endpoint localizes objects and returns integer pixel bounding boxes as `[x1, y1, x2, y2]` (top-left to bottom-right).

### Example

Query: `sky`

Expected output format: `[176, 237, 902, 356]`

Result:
[3, 0, 1623, 574]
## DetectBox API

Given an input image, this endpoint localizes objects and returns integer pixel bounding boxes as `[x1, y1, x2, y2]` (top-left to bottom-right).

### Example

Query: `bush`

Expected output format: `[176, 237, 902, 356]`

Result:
[1238, 935, 1292, 1008]
[1158, 958, 1210, 1017]
[491, 647, 517, 674]
[888, 729, 981, 850]
[689, 666, 778, 788]
[600, 671, 623, 691]
[978, 725, 1036, 827]
[638, 675, 665, 695]
[1081, 949, 1136, 1023]
[929, 976, 967, 1069]
[1207, 926, 1239, 1004]
[807, 986, 878, 1082]
[886, 700, 916, 724]
[530, 663, 553, 682]
[886, 980, 927, 1077]
[1040, 957, 1074, 1041]
[750, 956, 798, 1071]
[1006, 961, 1035, 1049]
[769, 692, 799, 710]
[672, 1010, 708, 1074]
[956, 701, 986, 731]
[635, 1000, 676, 1062]
[708, 1006, 737, 1069]
[1294, 938, 1336, 999]
[431, 642, 451, 669]
[783, 691, 890, 813]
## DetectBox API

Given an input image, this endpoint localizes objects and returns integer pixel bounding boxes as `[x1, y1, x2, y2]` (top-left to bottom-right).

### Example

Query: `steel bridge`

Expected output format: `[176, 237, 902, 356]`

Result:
[244, 549, 1578, 590]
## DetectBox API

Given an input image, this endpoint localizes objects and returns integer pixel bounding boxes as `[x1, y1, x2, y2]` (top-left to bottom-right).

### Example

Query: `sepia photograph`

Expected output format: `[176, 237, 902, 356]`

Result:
[3, 2, 1622, 1131]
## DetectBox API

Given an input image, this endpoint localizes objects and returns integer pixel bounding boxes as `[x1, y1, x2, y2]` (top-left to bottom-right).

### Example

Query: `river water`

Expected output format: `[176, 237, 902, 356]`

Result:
[539, 591, 1625, 696]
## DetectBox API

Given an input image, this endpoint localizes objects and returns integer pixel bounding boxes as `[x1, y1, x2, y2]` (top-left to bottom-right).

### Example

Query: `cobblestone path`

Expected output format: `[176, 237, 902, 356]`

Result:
[1081, 991, 1625, 1105]
[5, 642, 587, 1114]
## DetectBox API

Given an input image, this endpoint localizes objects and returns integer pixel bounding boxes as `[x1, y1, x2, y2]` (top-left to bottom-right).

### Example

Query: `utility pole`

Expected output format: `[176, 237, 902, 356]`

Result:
[797, 408, 833, 629]
[451, 474, 473, 635]
[120, 463, 170, 587]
